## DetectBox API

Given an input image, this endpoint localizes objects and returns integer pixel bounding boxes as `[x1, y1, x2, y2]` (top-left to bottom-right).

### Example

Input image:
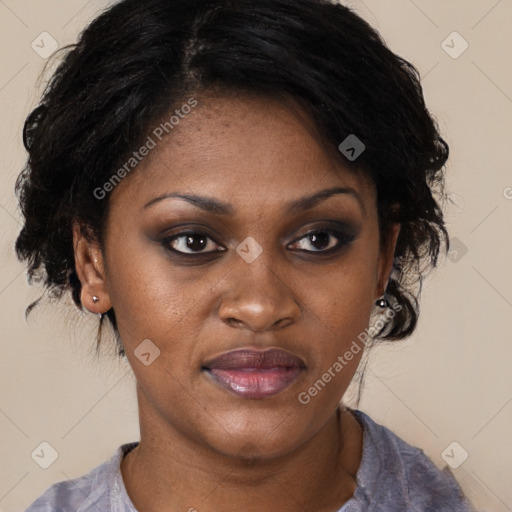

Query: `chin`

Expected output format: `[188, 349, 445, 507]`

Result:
[199, 409, 311, 461]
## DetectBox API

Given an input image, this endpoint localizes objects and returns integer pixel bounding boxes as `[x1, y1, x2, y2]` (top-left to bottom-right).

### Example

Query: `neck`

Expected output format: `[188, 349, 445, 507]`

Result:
[121, 392, 363, 512]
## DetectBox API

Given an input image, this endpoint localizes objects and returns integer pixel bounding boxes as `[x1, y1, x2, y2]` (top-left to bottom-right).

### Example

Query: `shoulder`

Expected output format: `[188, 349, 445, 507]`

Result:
[24, 442, 138, 512]
[350, 409, 475, 511]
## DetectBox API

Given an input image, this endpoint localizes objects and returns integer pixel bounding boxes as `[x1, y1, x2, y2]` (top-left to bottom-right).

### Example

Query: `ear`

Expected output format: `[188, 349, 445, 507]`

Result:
[72, 223, 112, 314]
[375, 222, 401, 300]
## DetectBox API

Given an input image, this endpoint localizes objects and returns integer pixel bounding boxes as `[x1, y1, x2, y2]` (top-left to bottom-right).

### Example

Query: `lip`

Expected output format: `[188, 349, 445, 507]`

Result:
[203, 348, 306, 399]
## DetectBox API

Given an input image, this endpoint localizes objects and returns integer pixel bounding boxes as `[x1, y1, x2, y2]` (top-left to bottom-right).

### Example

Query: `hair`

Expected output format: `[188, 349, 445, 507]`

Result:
[15, 0, 449, 363]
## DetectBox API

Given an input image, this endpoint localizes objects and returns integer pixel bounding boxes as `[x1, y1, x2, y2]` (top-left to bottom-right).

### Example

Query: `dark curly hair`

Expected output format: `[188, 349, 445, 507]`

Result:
[15, 0, 449, 359]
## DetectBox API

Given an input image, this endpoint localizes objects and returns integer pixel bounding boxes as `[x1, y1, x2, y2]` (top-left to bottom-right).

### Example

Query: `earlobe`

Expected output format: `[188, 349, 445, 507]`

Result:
[72, 223, 112, 314]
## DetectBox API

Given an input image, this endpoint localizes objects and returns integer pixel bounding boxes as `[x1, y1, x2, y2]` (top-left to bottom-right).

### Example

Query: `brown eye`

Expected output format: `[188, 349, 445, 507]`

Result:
[288, 228, 356, 253]
[162, 231, 225, 255]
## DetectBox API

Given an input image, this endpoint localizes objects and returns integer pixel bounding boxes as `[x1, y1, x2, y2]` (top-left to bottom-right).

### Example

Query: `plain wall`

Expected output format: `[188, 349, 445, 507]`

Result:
[0, 1, 511, 510]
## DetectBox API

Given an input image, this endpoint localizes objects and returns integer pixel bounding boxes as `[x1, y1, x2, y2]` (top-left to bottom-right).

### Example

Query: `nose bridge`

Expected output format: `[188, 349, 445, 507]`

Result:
[219, 242, 299, 331]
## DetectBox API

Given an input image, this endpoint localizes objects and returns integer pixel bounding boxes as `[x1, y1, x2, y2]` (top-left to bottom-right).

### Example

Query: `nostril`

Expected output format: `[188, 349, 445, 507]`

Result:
[227, 318, 244, 328]
[273, 318, 293, 330]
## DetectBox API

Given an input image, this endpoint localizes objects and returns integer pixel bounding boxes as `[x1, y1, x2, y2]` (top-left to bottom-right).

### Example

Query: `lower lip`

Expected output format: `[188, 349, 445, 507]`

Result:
[206, 367, 303, 399]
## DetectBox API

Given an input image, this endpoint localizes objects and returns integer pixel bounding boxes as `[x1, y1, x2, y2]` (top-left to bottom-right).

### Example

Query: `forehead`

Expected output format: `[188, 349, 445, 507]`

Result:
[110, 93, 376, 213]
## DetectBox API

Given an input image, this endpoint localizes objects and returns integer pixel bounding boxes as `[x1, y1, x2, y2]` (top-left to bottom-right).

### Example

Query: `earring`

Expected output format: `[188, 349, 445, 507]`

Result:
[92, 296, 100, 303]
[375, 295, 389, 308]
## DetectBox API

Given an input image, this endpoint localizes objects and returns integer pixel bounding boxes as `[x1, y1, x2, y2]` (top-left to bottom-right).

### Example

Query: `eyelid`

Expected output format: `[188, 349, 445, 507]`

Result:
[287, 220, 359, 243]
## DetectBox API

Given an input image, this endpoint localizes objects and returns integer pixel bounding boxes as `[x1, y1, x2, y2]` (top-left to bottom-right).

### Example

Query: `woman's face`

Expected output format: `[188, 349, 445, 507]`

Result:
[77, 93, 398, 459]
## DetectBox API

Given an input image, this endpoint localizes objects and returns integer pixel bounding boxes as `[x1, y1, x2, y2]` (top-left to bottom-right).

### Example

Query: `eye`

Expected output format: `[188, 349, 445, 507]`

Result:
[288, 228, 356, 253]
[162, 231, 226, 255]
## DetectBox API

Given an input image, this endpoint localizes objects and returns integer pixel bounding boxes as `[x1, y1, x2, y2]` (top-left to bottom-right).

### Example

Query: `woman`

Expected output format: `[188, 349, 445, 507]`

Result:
[18, 0, 475, 510]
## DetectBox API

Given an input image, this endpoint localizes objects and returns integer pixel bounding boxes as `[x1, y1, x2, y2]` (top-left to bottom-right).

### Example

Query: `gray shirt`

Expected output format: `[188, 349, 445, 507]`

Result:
[25, 409, 476, 511]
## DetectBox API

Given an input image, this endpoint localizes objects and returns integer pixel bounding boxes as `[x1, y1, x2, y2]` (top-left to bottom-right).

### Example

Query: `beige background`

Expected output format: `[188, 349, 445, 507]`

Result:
[1, 1, 511, 510]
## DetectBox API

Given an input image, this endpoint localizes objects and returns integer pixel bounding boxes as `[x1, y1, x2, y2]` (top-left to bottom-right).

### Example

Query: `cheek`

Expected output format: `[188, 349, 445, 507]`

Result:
[303, 278, 372, 378]
[305, 243, 379, 334]
[103, 235, 196, 346]
[293, 283, 372, 429]
[297, 235, 379, 382]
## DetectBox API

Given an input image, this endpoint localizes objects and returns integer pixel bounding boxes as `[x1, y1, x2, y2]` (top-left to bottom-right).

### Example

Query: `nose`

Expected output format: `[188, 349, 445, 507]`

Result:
[218, 252, 301, 332]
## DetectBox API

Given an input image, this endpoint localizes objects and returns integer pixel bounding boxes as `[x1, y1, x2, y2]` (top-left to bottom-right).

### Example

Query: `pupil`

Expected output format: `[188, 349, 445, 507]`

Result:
[311, 232, 329, 250]
[187, 234, 207, 251]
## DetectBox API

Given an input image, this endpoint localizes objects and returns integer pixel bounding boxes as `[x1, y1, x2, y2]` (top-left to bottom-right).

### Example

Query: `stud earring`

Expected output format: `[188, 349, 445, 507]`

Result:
[375, 295, 389, 308]
[92, 296, 100, 303]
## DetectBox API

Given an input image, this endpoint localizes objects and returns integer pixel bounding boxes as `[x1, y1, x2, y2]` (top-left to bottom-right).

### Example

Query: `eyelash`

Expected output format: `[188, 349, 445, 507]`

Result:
[160, 225, 357, 258]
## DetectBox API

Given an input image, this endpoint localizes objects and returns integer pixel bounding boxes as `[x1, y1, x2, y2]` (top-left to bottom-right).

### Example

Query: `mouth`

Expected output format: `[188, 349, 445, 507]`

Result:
[202, 348, 306, 399]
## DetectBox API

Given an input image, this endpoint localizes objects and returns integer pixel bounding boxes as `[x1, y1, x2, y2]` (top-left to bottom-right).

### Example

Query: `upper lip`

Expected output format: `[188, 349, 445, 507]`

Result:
[203, 348, 306, 370]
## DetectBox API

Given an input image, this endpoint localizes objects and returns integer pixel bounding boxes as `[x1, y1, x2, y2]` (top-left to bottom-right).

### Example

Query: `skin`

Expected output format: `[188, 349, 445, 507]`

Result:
[73, 92, 400, 512]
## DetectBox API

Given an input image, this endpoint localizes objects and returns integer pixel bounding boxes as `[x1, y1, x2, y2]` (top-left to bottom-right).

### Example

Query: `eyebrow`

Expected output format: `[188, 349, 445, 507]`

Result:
[143, 186, 366, 216]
